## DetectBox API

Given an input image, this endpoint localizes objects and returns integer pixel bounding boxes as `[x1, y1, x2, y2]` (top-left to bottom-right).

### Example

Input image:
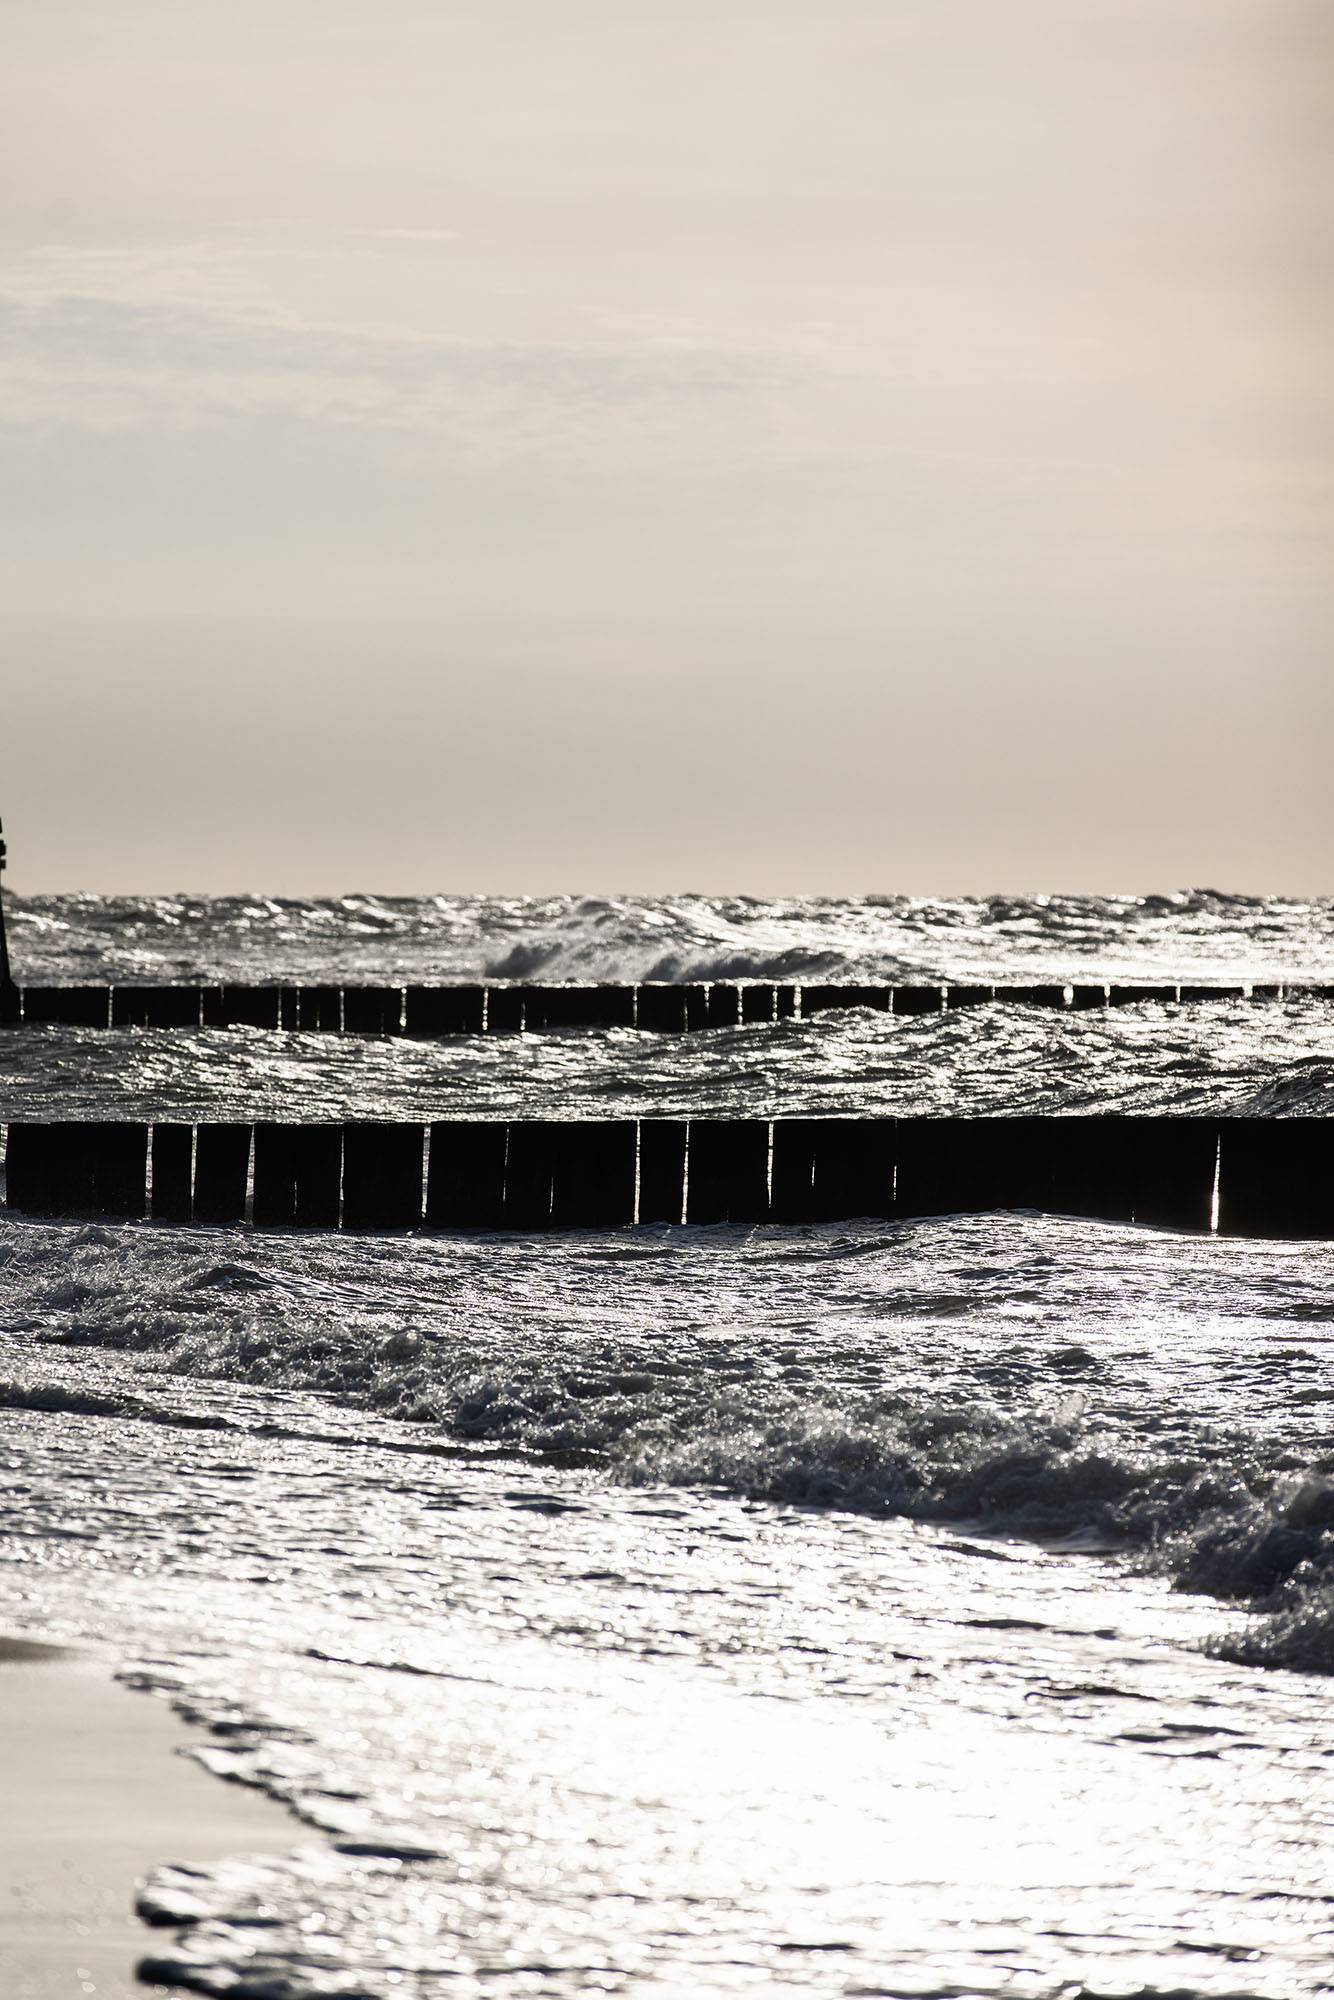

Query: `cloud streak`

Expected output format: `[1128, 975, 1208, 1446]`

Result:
[0, 240, 787, 459]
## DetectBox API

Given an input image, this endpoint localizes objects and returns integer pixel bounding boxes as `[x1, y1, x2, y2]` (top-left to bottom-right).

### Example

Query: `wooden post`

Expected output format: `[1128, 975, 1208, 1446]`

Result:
[425, 1121, 507, 1227]
[685, 1120, 769, 1224]
[0, 817, 18, 1023]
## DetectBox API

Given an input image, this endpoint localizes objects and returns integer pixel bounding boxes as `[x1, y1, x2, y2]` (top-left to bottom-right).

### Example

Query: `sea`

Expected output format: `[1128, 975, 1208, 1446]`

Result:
[1, 891, 1331, 2000]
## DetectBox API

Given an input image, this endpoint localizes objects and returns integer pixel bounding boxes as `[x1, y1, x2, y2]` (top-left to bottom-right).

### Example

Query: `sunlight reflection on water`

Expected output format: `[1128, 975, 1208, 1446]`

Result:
[0, 893, 1331, 1996]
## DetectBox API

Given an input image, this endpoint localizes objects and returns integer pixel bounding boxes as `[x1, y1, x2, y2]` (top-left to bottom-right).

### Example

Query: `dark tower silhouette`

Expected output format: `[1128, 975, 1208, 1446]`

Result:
[0, 817, 17, 1022]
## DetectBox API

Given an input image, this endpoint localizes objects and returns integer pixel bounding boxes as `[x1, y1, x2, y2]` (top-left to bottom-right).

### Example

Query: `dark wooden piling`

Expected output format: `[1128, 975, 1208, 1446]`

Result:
[295, 986, 343, 1032]
[593, 986, 637, 1029]
[22, 986, 113, 1027]
[683, 985, 711, 1031]
[425, 1121, 507, 1228]
[592, 984, 640, 1032]
[502, 1118, 560, 1228]
[740, 984, 776, 1025]
[93, 1123, 150, 1218]
[894, 1117, 1021, 1219]
[341, 1122, 423, 1230]
[253, 1128, 342, 1232]
[39, 1121, 100, 1216]
[486, 987, 524, 1034]
[801, 985, 889, 1018]
[110, 988, 152, 1028]
[111, 987, 153, 1028]
[892, 985, 944, 1015]
[1123, 1118, 1218, 1232]
[516, 986, 562, 1033]
[252, 1122, 299, 1228]
[637, 1120, 688, 1224]
[636, 985, 688, 1034]
[193, 1125, 251, 1225]
[150, 1123, 194, 1223]
[343, 987, 400, 1037]
[151, 987, 202, 1028]
[5, 1117, 1332, 1240]
[550, 1121, 637, 1228]
[5, 981, 1334, 1039]
[768, 1118, 821, 1223]
[403, 985, 485, 1038]
[245, 1122, 339, 1227]
[527, 985, 634, 1030]
[706, 984, 741, 1030]
[808, 1118, 896, 1221]
[686, 1120, 769, 1224]
[1218, 1120, 1334, 1239]
[511, 986, 552, 1032]
[25, 1122, 148, 1219]
[4, 1123, 60, 1215]
[148, 987, 204, 1028]
[292, 1125, 343, 1228]
[1026, 1117, 1135, 1224]
[214, 987, 282, 1031]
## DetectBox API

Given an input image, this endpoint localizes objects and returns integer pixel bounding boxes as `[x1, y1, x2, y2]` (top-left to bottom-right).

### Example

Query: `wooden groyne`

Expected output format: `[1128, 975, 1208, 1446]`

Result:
[1, 981, 1324, 1033]
[3, 1118, 1329, 1238]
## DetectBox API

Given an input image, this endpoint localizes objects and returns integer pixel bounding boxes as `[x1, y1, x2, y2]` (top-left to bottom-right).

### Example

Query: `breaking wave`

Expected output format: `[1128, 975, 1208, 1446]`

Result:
[12, 890, 1334, 985]
[6, 1214, 1331, 1674]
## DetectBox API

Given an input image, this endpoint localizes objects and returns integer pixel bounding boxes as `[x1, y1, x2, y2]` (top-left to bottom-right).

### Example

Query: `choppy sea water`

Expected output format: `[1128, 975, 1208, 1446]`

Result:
[1, 895, 1332, 1999]
[13, 889, 1334, 987]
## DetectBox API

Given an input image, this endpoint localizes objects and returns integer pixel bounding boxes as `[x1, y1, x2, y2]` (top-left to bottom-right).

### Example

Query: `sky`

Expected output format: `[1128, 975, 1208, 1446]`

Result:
[1, 0, 1330, 895]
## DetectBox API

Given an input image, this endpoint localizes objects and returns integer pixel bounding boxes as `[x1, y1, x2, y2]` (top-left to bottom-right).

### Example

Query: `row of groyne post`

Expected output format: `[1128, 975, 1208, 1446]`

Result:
[1, 979, 1326, 1032]
[3, 1117, 1330, 1238]
[1, 832, 1329, 1240]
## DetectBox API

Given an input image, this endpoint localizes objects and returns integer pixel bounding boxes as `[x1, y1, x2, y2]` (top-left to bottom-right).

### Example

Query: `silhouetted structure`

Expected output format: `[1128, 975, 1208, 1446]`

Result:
[0, 819, 17, 1024]
[3, 1116, 1329, 1240]
[3, 979, 1323, 1033]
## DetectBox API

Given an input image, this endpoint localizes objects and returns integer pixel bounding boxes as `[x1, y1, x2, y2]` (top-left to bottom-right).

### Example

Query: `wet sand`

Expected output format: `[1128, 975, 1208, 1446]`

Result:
[1, 1636, 295, 2000]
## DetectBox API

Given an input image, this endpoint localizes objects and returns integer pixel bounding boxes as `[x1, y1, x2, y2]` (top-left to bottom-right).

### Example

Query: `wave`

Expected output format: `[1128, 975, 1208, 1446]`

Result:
[5, 1214, 1333, 1670]
[8, 1003, 1334, 1124]
[137, 1311, 1334, 1672]
[1226, 1060, 1334, 1118]
[611, 1398, 1334, 1672]
[10, 891, 1334, 985]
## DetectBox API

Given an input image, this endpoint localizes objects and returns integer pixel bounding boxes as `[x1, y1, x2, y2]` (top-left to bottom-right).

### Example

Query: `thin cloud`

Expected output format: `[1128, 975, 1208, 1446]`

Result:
[0, 247, 784, 460]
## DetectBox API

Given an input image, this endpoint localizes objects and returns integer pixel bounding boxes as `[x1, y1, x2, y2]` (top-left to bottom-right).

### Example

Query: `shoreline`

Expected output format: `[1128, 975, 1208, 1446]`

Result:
[1, 1635, 296, 2000]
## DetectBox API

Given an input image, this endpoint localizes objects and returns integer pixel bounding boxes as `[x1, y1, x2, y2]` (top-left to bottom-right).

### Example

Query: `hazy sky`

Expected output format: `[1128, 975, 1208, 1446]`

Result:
[1, 0, 1329, 894]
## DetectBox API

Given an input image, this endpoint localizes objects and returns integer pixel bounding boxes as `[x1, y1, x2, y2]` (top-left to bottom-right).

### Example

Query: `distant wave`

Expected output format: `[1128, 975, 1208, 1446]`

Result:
[10, 890, 1334, 985]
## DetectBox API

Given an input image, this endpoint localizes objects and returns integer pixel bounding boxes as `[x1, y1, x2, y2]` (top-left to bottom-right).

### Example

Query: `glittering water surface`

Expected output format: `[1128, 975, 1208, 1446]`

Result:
[1, 897, 1332, 1998]
[4, 993, 1334, 1121]
[12, 888, 1334, 986]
